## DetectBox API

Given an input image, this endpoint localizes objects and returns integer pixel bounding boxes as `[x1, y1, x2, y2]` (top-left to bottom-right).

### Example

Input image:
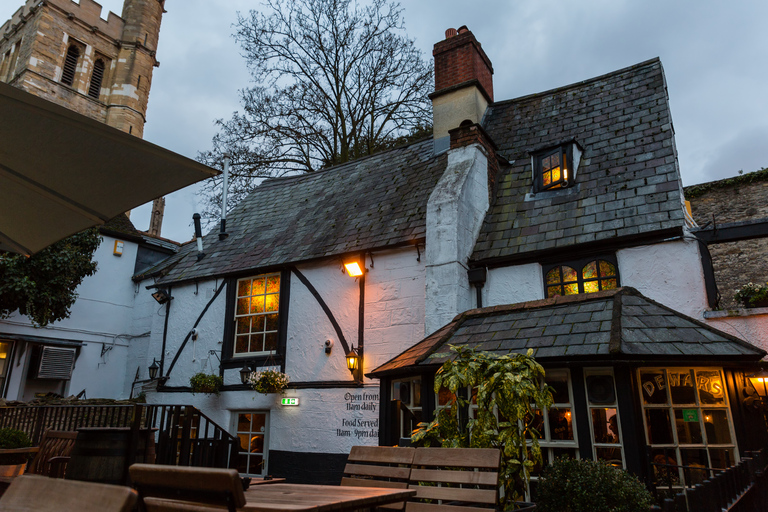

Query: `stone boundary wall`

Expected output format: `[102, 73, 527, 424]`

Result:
[686, 168, 768, 308]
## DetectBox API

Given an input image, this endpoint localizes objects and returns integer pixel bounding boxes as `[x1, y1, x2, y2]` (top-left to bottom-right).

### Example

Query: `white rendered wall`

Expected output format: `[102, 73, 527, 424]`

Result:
[425, 144, 490, 335]
[144, 248, 425, 455]
[617, 239, 709, 318]
[484, 263, 544, 307]
[0, 234, 143, 400]
[703, 310, 768, 359]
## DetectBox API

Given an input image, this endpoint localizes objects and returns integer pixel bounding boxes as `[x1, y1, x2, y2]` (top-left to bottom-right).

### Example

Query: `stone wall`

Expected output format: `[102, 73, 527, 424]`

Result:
[686, 168, 768, 307]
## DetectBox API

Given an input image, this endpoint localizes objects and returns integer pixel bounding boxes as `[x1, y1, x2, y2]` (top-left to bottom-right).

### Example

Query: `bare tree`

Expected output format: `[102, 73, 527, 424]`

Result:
[197, 0, 433, 220]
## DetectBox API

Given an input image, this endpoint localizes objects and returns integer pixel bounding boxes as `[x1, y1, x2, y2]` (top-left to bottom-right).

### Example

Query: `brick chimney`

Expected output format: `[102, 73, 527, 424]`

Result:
[430, 26, 494, 152]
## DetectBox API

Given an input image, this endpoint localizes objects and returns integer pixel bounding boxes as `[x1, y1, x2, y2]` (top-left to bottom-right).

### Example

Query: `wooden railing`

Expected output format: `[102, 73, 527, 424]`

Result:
[0, 404, 241, 470]
[650, 450, 767, 512]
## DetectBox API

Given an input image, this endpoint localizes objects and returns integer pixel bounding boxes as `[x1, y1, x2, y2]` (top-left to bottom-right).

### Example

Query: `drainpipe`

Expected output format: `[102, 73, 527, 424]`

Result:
[219, 152, 230, 241]
[467, 267, 487, 308]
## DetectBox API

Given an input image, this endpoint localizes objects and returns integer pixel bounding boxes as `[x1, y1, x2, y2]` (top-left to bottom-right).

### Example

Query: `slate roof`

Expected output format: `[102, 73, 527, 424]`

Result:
[153, 139, 445, 284]
[370, 288, 766, 376]
[472, 58, 687, 263]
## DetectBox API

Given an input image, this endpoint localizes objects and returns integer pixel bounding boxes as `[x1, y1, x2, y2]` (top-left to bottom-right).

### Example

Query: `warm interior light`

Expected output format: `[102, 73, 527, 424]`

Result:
[346, 350, 359, 372]
[748, 370, 768, 398]
[344, 262, 364, 277]
[563, 168, 568, 180]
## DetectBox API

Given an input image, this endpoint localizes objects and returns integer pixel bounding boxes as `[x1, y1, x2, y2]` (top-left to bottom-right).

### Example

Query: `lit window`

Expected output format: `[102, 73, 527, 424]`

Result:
[234, 412, 269, 477]
[532, 142, 582, 192]
[234, 273, 281, 356]
[545, 258, 618, 298]
[61, 44, 81, 86]
[87, 58, 105, 99]
[639, 367, 736, 489]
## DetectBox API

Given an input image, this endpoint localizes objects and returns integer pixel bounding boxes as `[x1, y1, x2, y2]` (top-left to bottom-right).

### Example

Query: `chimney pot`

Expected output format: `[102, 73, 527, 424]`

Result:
[457, 25, 469, 34]
[445, 28, 457, 38]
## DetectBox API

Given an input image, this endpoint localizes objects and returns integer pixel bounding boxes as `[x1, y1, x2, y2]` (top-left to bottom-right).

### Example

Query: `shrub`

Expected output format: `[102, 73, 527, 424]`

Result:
[536, 457, 653, 512]
[0, 428, 33, 465]
[189, 372, 224, 395]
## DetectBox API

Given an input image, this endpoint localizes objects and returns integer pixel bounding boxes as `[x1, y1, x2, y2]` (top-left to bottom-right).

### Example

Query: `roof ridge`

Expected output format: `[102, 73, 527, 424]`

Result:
[259, 136, 434, 188]
[489, 57, 661, 109]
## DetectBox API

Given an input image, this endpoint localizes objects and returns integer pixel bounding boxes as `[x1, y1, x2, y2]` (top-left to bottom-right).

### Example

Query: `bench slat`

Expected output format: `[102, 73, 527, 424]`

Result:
[411, 448, 500, 469]
[406, 502, 494, 512]
[408, 468, 498, 486]
[409, 484, 497, 504]
[343, 463, 411, 480]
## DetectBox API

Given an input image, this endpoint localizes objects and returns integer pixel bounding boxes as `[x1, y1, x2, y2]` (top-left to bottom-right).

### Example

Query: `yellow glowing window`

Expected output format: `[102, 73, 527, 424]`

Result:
[235, 273, 280, 355]
[536, 146, 570, 191]
[546, 259, 618, 298]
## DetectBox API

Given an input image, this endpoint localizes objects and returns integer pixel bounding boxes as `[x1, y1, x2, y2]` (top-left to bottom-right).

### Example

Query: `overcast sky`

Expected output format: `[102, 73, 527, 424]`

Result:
[3, 0, 767, 242]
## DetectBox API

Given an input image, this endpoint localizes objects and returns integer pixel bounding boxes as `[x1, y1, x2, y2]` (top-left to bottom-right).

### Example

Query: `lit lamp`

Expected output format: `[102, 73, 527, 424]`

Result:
[344, 260, 364, 277]
[747, 369, 768, 407]
[148, 359, 160, 380]
[346, 346, 362, 382]
[239, 363, 253, 385]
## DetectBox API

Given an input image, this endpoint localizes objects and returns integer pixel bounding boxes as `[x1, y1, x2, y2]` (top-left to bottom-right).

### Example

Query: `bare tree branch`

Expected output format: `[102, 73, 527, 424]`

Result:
[197, 0, 433, 222]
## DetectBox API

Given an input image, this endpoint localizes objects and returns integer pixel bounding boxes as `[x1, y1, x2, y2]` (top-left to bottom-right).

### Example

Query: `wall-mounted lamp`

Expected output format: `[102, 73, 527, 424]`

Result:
[152, 289, 172, 304]
[746, 369, 768, 410]
[148, 358, 160, 380]
[240, 363, 253, 385]
[344, 260, 364, 277]
[324, 339, 333, 355]
[346, 346, 362, 382]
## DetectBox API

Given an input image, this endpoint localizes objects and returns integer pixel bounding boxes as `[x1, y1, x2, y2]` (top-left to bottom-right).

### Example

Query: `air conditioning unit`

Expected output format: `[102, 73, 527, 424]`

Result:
[30, 346, 76, 380]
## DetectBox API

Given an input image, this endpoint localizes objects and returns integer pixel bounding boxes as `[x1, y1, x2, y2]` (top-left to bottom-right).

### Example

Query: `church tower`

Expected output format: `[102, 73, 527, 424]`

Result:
[0, 0, 166, 232]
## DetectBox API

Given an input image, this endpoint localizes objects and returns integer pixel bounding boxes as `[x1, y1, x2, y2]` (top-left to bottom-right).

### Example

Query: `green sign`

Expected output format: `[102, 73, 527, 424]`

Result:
[281, 397, 300, 406]
[682, 409, 698, 422]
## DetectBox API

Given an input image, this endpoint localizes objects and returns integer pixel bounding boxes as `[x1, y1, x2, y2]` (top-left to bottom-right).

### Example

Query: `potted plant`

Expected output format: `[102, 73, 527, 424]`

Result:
[411, 346, 551, 510]
[189, 372, 224, 395]
[734, 282, 768, 308]
[0, 428, 34, 477]
[248, 369, 290, 395]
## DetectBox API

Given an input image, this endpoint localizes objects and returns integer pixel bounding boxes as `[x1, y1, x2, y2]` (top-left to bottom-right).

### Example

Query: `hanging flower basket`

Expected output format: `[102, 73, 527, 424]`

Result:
[248, 369, 289, 395]
[189, 373, 223, 395]
[734, 283, 768, 308]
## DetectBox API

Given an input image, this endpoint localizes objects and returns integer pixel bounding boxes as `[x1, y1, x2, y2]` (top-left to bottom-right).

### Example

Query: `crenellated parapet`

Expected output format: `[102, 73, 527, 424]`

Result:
[1, 0, 126, 42]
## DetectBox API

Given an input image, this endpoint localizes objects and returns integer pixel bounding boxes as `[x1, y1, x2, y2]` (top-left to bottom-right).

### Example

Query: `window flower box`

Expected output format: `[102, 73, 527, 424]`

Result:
[734, 283, 768, 308]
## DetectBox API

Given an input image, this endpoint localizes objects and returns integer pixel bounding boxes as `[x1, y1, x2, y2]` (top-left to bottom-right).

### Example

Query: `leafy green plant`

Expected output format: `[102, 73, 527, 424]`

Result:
[248, 369, 289, 394]
[734, 282, 768, 307]
[189, 372, 223, 395]
[536, 457, 653, 512]
[411, 346, 553, 509]
[0, 428, 33, 465]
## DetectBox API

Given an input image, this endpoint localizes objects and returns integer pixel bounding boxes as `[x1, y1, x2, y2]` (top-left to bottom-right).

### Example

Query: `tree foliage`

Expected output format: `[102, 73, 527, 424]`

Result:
[411, 346, 553, 508]
[0, 229, 101, 327]
[197, 0, 433, 221]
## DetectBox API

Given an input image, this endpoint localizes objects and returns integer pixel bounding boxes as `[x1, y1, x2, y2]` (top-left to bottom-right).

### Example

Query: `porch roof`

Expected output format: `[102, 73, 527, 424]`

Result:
[369, 287, 766, 376]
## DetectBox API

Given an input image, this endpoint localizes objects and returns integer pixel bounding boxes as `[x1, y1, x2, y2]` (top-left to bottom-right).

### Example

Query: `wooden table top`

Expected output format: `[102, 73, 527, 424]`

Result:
[242, 483, 415, 512]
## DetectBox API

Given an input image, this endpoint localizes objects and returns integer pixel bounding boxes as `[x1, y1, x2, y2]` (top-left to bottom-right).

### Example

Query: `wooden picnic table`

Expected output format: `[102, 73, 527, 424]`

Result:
[242, 483, 415, 512]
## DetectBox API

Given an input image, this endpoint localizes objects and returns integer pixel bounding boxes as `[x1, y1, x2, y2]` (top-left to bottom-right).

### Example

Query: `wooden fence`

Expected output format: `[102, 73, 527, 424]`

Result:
[0, 404, 240, 469]
[650, 450, 767, 512]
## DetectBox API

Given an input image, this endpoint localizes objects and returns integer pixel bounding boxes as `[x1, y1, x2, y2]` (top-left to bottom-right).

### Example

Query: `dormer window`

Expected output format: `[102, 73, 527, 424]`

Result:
[532, 142, 582, 192]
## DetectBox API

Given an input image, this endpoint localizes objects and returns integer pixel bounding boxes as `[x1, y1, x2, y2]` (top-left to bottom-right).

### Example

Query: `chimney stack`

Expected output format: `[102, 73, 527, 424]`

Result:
[430, 26, 494, 153]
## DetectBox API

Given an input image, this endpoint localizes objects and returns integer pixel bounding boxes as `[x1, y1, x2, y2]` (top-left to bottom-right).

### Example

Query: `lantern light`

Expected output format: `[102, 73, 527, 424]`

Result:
[148, 359, 160, 380]
[747, 369, 768, 399]
[240, 363, 253, 386]
[346, 347, 359, 372]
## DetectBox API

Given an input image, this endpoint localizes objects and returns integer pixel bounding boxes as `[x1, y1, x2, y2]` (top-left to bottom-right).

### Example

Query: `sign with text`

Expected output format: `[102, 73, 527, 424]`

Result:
[336, 391, 379, 440]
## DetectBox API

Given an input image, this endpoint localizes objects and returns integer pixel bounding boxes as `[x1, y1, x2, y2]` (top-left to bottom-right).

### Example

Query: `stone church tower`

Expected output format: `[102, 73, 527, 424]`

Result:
[0, 0, 167, 235]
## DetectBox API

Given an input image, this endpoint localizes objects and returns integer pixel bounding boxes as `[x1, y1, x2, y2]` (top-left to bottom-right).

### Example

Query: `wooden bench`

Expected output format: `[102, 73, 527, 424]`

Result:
[0, 473, 137, 512]
[27, 430, 78, 478]
[342, 446, 415, 510]
[129, 463, 246, 512]
[406, 447, 501, 512]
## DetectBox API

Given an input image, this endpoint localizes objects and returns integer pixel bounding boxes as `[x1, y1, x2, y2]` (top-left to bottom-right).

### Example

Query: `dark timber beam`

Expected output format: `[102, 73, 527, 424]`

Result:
[692, 218, 768, 244]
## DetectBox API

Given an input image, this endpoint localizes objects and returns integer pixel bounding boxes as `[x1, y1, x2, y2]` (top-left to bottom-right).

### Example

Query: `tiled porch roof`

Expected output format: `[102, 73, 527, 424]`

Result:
[370, 287, 765, 376]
